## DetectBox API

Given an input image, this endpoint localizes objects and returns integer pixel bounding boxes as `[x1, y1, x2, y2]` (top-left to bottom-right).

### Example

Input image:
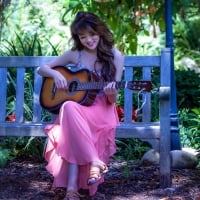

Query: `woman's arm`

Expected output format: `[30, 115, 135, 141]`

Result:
[37, 50, 77, 89]
[37, 50, 76, 76]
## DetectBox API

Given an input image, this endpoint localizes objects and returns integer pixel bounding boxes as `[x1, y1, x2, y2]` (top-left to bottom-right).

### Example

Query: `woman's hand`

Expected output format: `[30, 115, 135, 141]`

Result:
[37, 64, 68, 89]
[104, 82, 118, 103]
[53, 71, 68, 89]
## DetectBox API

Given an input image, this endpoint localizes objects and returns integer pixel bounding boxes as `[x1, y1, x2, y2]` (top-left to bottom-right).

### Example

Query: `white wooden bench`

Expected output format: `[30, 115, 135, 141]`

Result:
[0, 48, 171, 188]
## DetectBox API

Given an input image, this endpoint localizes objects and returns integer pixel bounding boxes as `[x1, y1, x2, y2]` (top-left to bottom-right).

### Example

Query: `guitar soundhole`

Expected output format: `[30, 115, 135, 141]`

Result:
[68, 80, 78, 92]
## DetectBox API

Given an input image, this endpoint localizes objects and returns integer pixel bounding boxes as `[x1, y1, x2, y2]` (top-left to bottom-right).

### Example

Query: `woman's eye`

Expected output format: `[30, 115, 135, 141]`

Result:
[79, 36, 85, 39]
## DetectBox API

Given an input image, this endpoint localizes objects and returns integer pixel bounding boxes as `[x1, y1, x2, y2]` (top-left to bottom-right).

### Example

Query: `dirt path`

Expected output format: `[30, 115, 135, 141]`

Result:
[0, 159, 199, 200]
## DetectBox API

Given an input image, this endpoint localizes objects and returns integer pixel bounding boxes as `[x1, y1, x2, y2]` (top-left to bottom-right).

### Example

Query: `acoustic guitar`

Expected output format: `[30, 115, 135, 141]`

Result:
[39, 66, 152, 114]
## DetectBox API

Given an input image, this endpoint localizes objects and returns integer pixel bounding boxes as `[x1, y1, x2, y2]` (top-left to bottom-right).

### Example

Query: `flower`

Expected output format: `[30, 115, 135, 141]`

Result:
[116, 105, 140, 122]
[7, 112, 16, 122]
[116, 105, 124, 122]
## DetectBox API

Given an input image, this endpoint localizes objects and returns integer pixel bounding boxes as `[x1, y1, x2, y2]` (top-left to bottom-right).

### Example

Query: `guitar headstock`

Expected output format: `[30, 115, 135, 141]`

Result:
[127, 81, 152, 92]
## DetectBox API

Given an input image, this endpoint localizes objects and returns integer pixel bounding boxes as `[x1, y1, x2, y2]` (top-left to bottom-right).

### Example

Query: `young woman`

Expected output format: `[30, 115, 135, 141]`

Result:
[37, 11, 124, 200]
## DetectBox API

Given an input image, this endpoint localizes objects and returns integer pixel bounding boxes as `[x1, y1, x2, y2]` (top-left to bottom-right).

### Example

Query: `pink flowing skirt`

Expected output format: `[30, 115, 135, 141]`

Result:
[44, 94, 119, 196]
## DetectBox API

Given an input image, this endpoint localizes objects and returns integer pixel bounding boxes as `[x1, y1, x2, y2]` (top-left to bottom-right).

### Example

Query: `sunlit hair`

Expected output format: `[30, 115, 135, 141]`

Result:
[70, 11, 116, 81]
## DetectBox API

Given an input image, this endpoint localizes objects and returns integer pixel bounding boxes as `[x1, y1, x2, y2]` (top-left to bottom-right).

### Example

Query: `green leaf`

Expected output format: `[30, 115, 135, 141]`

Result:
[0, 149, 11, 167]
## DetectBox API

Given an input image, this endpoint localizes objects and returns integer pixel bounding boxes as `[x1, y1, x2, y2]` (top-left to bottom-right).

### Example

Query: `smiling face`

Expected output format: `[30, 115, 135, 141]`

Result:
[78, 30, 100, 51]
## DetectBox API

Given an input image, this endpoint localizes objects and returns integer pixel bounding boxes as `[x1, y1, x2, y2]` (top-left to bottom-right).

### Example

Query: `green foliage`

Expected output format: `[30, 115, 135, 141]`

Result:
[16, 137, 46, 161]
[0, 148, 12, 167]
[0, 0, 168, 54]
[174, 15, 200, 65]
[173, 14, 200, 110]
[114, 138, 151, 176]
[0, 137, 46, 167]
[175, 69, 200, 109]
[115, 138, 151, 161]
[0, 0, 70, 53]
[0, 32, 60, 56]
[185, 17, 200, 51]
[61, 0, 166, 54]
[179, 108, 200, 150]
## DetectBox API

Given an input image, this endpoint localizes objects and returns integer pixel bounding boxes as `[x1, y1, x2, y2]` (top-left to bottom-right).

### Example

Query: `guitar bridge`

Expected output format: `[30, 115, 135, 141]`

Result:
[51, 83, 57, 100]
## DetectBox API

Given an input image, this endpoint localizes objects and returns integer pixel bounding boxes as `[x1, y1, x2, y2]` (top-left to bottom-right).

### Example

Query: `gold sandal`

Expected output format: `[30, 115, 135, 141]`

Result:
[63, 190, 84, 200]
[87, 162, 108, 186]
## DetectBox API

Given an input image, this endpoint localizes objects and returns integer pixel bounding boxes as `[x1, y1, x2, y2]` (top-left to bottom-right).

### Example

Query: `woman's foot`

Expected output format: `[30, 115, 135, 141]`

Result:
[87, 161, 108, 186]
[63, 190, 84, 200]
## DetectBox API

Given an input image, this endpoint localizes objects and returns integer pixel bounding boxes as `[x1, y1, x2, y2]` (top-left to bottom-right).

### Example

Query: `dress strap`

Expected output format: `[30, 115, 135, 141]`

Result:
[77, 51, 82, 68]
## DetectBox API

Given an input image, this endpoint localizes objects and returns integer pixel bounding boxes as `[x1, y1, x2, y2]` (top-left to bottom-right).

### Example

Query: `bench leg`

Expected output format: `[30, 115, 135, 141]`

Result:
[159, 87, 172, 188]
[160, 147, 171, 188]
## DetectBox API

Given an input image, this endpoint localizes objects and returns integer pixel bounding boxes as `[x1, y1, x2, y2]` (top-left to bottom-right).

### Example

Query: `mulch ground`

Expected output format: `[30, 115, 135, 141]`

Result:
[0, 158, 199, 200]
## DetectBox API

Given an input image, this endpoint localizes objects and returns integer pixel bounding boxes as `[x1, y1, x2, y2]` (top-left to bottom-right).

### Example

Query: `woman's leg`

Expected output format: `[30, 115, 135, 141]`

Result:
[67, 163, 79, 191]
[65, 163, 83, 200]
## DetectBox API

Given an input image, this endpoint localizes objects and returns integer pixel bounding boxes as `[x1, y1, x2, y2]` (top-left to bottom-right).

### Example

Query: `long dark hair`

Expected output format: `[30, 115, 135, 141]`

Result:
[70, 11, 116, 81]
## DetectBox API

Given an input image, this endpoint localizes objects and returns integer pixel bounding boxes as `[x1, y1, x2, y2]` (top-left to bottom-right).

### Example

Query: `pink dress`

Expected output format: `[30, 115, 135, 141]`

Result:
[44, 89, 119, 195]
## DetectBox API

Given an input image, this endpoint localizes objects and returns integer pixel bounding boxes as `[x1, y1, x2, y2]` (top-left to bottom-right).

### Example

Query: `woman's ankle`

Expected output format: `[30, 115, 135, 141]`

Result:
[64, 190, 84, 200]
[67, 187, 78, 192]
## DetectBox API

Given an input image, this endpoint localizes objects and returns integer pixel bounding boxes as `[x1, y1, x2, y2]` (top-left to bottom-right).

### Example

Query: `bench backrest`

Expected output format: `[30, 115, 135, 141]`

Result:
[0, 48, 171, 137]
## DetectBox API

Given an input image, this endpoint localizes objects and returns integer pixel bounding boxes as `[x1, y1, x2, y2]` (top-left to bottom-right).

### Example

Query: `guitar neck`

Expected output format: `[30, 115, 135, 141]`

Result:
[76, 81, 124, 90]
[74, 80, 151, 92]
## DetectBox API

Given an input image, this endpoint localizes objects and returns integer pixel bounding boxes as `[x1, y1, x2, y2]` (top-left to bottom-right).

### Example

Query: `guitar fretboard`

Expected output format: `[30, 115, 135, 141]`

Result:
[69, 80, 151, 92]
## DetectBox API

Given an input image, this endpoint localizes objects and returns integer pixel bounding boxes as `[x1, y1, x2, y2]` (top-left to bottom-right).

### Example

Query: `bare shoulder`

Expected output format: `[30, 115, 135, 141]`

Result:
[59, 49, 78, 64]
[112, 48, 124, 80]
[113, 47, 123, 56]
[46, 49, 78, 67]
[113, 48, 124, 68]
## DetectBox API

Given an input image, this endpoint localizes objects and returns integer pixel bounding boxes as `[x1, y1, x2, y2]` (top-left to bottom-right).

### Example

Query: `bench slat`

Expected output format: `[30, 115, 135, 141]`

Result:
[0, 56, 56, 67]
[0, 122, 160, 138]
[0, 122, 47, 137]
[142, 67, 152, 122]
[0, 68, 7, 122]
[16, 67, 25, 122]
[0, 56, 160, 68]
[124, 67, 133, 122]
[116, 122, 160, 138]
[124, 56, 160, 66]
[33, 69, 43, 122]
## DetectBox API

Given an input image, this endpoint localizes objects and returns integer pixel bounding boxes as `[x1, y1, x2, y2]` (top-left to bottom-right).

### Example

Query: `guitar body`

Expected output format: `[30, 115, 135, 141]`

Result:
[40, 66, 99, 114]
